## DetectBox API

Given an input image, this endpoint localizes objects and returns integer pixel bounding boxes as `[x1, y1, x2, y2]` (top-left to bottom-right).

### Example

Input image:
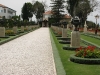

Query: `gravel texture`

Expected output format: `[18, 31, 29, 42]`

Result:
[0, 28, 57, 75]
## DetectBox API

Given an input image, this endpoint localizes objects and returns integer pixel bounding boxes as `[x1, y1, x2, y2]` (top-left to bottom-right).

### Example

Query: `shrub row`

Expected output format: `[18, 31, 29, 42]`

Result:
[81, 33, 100, 40]
[0, 27, 39, 45]
[81, 39, 100, 49]
[70, 54, 100, 64]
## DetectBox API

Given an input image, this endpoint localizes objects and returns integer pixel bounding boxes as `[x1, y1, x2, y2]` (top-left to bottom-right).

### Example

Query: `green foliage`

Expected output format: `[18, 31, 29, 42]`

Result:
[5, 30, 14, 35]
[50, 0, 65, 22]
[33, 1, 45, 20]
[21, 2, 33, 21]
[67, 0, 79, 17]
[67, 0, 99, 25]
[87, 21, 96, 28]
[50, 28, 100, 75]
[70, 54, 100, 64]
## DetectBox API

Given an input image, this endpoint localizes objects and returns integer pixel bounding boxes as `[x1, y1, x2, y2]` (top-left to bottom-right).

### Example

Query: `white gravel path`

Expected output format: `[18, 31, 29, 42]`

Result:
[0, 28, 57, 75]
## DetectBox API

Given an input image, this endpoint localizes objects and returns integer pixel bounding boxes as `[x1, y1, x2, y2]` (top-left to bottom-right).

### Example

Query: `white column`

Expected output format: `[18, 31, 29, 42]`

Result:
[84, 21, 87, 33]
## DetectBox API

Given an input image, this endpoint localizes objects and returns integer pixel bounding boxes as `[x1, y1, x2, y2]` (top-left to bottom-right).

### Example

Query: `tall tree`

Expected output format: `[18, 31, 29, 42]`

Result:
[33, 1, 45, 22]
[67, 0, 99, 25]
[21, 2, 33, 21]
[67, 0, 79, 17]
[50, 0, 65, 22]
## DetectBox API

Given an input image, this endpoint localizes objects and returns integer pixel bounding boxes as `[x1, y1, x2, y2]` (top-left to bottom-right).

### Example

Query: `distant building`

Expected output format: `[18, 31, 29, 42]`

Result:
[0, 4, 16, 19]
[43, 10, 53, 21]
[43, 10, 71, 22]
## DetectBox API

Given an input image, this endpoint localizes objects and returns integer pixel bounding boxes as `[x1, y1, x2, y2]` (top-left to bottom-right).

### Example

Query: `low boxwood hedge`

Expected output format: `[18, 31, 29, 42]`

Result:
[70, 54, 100, 64]
[81, 33, 100, 40]
[59, 40, 70, 44]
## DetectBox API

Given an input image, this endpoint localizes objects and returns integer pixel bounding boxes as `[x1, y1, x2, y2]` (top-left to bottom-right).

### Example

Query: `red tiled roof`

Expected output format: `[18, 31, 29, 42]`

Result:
[0, 4, 7, 8]
[43, 11, 53, 15]
[64, 14, 71, 18]
[44, 11, 71, 19]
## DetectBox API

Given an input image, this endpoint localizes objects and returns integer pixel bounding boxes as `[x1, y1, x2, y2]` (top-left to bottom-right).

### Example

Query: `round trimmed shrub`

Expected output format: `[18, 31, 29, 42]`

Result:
[70, 54, 100, 64]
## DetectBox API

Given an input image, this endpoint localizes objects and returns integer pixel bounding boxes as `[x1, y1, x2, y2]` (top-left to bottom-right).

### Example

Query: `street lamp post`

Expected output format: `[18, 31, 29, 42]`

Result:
[95, 14, 99, 35]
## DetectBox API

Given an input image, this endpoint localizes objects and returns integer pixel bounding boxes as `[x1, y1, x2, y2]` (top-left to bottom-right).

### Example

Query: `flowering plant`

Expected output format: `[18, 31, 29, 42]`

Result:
[75, 46, 100, 58]
[5, 30, 14, 35]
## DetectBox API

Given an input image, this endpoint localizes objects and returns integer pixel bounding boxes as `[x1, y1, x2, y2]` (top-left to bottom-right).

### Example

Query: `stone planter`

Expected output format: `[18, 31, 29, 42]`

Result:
[70, 54, 100, 64]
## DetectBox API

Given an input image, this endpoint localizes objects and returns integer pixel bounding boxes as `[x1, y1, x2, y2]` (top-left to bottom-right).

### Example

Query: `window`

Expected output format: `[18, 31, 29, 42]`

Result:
[8, 10, 13, 14]
[4, 9, 6, 13]
[1, 10, 3, 13]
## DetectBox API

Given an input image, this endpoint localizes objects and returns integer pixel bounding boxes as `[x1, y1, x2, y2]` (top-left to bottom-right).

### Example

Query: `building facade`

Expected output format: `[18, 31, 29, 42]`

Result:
[0, 4, 16, 19]
[43, 10, 71, 22]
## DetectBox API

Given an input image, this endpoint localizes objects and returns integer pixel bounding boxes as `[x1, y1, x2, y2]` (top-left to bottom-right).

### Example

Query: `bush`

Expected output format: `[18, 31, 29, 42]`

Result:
[5, 30, 14, 35]
[70, 54, 100, 64]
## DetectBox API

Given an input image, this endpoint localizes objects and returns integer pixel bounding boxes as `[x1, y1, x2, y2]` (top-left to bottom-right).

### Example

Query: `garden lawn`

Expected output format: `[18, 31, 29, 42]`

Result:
[81, 35, 100, 46]
[50, 28, 100, 75]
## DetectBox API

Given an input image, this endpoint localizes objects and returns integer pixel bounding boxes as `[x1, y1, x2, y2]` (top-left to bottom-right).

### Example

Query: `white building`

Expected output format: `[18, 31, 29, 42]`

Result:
[0, 4, 16, 19]
[43, 10, 71, 22]
[43, 10, 53, 21]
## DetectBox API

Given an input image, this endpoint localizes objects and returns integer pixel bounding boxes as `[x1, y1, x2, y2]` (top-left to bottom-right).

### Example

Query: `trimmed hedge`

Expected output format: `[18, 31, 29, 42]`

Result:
[81, 39, 100, 49]
[81, 33, 100, 40]
[0, 28, 39, 45]
[59, 40, 70, 44]
[63, 46, 78, 50]
[57, 37, 70, 41]
[70, 54, 100, 64]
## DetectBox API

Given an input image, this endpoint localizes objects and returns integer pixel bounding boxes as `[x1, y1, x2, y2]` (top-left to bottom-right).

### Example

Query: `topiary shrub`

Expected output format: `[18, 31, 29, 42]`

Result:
[70, 54, 100, 64]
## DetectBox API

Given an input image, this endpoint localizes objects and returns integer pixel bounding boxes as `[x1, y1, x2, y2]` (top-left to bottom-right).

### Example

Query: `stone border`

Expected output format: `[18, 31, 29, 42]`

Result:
[50, 28, 66, 75]
[70, 54, 100, 64]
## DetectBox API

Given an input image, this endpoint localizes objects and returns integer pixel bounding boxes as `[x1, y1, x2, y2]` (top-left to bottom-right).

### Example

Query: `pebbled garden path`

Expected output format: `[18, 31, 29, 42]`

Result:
[0, 28, 57, 75]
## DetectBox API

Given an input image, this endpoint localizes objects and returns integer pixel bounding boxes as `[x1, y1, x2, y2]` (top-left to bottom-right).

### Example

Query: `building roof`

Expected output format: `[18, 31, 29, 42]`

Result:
[64, 14, 71, 18]
[0, 4, 16, 12]
[44, 10, 71, 18]
[43, 11, 53, 15]
[0, 4, 7, 8]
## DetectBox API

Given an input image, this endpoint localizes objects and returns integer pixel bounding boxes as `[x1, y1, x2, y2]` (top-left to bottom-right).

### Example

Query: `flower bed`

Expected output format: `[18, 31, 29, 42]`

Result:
[70, 46, 100, 64]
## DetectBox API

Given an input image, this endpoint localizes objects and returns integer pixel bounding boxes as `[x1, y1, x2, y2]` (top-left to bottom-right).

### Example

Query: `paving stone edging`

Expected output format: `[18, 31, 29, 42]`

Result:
[50, 29, 66, 75]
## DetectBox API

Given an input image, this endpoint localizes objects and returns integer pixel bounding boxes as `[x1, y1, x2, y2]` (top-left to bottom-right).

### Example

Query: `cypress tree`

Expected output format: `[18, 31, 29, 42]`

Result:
[50, 0, 65, 22]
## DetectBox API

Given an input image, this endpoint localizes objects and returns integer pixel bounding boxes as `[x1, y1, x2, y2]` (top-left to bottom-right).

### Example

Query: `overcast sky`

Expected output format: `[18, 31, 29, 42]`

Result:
[0, 0, 100, 24]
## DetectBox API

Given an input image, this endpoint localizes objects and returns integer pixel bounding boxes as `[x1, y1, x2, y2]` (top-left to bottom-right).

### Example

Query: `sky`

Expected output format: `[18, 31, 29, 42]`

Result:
[0, 0, 100, 24]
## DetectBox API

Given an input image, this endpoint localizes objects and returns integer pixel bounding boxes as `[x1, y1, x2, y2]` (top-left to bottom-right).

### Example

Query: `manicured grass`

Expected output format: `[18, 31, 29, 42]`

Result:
[67, 30, 100, 46]
[50, 28, 100, 75]
[81, 35, 100, 46]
